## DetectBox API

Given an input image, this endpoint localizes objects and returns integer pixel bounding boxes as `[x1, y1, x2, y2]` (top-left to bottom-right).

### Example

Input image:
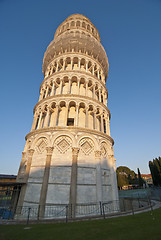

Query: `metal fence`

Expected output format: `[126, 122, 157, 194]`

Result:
[119, 187, 161, 201]
[13, 201, 120, 222]
[0, 197, 153, 223]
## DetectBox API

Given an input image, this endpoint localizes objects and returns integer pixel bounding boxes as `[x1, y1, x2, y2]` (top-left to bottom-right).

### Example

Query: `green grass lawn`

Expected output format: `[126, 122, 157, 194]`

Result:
[0, 208, 161, 240]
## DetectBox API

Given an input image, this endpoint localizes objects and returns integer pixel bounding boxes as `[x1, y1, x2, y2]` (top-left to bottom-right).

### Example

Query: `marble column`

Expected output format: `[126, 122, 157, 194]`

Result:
[93, 110, 97, 130]
[99, 89, 101, 102]
[75, 105, 79, 126]
[86, 62, 88, 72]
[77, 80, 80, 95]
[69, 147, 79, 218]
[103, 91, 105, 105]
[92, 65, 94, 75]
[56, 62, 59, 72]
[101, 114, 104, 133]
[85, 82, 88, 96]
[59, 80, 63, 94]
[98, 70, 100, 79]
[71, 59, 73, 70]
[45, 86, 49, 98]
[85, 107, 89, 128]
[38, 147, 54, 219]
[31, 112, 38, 131]
[93, 84, 96, 99]
[65, 104, 69, 126]
[39, 89, 43, 101]
[78, 58, 81, 69]
[68, 79, 71, 94]
[16, 151, 26, 182]
[53, 105, 59, 126]
[63, 59, 65, 70]
[107, 115, 110, 136]
[16, 149, 35, 212]
[44, 108, 50, 128]
[51, 82, 55, 96]
[37, 112, 43, 129]
[108, 155, 120, 211]
[95, 151, 103, 202]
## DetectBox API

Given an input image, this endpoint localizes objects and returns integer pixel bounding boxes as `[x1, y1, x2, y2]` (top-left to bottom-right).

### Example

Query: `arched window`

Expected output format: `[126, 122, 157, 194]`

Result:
[35, 115, 40, 130]
[76, 21, 80, 27]
[48, 88, 51, 97]
[43, 90, 46, 99]
[71, 21, 75, 27]
[103, 118, 106, 134]
[101, 95, 103, 103]
[80, 58, 85, 71]
[67, 101, 76, 126]
[78, 103, 86, 128]
[41, 113, 46, 128]
[87, 24, 90, 31]
[82, 22, 86, 28]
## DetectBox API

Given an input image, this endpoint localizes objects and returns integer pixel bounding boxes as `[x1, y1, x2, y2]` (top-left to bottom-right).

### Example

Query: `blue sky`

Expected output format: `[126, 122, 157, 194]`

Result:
[0, 0, 161, 175]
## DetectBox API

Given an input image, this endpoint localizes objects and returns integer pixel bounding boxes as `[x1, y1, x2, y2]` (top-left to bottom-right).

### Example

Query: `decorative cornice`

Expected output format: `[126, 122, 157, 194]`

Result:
[54, 14, 101, 42]
[40, 68, 107, 93]
[42, 35, 108, 78]
[25, 127, 114, 145]
[33, 94, 110, 118]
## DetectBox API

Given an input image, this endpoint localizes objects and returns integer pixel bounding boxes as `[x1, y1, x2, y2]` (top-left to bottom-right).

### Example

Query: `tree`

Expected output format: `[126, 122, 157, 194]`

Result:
[117, 172, 129, 190]
[149, 157, 161, 186]
[116, 166, 138, 189]
[137, 168, 145, 187]
[149, 161, 157, 185]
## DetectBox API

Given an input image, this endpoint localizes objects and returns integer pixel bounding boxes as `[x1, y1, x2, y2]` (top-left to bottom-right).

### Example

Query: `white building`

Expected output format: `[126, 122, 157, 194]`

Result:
[16, 14, 119, 219]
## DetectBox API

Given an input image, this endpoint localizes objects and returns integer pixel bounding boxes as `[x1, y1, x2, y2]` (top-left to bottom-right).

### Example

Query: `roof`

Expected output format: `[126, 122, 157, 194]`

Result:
[0, 174, 17, 179]
[0, 182, 25, 187]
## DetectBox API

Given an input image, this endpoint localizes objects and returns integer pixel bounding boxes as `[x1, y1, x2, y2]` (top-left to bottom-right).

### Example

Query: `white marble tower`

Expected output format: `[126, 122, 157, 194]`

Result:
[16, 14, 119, 219]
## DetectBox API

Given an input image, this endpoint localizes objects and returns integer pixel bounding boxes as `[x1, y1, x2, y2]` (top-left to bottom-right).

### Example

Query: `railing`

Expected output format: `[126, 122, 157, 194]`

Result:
[44, 205, 67, 219]
[0, 198, 153, 223]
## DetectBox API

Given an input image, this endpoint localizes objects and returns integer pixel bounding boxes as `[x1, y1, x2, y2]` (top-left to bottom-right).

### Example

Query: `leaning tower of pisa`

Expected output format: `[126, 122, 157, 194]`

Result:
[16, 14, 119, 219]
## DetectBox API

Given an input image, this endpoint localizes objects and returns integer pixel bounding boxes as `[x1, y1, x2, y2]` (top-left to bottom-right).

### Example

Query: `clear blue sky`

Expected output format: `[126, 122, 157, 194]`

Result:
[0, 0, 161, 175]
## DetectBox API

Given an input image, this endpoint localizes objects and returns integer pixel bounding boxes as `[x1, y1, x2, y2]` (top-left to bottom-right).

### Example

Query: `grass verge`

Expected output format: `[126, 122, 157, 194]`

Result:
[0, 208, 161, 240]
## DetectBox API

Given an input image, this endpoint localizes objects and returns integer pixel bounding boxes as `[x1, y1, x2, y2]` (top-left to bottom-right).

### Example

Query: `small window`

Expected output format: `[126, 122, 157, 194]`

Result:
[35, 116, 40, 130]
[101, 95, 103, 103]
[48, 88, 51, 96]
[67, 118, 74, 126]
[43, 91, 46, 99]
[103, 119, 106, 134]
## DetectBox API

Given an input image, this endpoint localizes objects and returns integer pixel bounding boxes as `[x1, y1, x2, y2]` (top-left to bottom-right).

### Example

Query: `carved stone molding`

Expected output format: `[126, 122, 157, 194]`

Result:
[34, 93, 110, 116]
[108, 154, 114, 159]
[95, 150, 101, 158]
[72, 147, 79, 155]
[79, 138, 94, 155]
[100, 142, 108, 157]
[28, 149, 34, 156]
[40, 69, 107, 91]
[55, 136, 72, 153]
[25, 127, 114, 146]
[46, 146, 54, 155]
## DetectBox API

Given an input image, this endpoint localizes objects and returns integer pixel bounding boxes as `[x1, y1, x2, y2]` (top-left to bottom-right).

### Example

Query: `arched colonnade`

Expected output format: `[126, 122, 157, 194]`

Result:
[55, 18, 100, 41]
[31, 100, 110, 135]
[45, 56, 105, 83]
[40, 76, 107, 105]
